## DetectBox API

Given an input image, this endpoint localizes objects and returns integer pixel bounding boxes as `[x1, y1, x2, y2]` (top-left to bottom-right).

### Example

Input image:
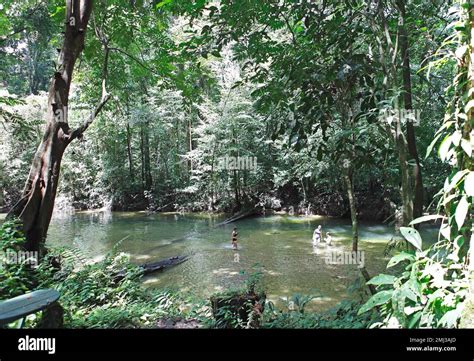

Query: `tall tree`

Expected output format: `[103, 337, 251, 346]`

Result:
[396, 0, 424, 221]
[7, 0, 109, 252]
[367, 0, 425, 226]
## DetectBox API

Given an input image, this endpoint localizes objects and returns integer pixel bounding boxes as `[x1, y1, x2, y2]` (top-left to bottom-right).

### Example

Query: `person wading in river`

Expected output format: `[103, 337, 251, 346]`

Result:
[325, 232, 333, 246]
[312, 225, 322, 246]
[231, 227, 238, 250]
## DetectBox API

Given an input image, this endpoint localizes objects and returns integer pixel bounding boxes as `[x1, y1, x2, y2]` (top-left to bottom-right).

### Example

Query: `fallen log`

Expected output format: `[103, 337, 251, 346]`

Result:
[113, 255, 189, 282]
[141, 255, 189, 275]
[214, 207, 260, 227]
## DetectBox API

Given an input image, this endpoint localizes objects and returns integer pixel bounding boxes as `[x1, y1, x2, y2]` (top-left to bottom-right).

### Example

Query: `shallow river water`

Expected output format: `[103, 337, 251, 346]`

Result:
[1, 212, 438, 311]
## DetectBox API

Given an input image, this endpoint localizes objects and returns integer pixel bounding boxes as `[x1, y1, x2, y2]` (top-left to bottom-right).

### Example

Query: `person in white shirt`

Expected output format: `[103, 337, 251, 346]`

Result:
[325, 232, 332, 246]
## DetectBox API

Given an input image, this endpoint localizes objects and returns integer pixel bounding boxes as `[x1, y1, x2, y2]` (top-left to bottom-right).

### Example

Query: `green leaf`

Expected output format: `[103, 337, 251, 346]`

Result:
[156, 0, 173, 9]
[400, 283, 418, 302]
[358, 290, 393, 315]
[425, 132, 443, 159]
[465, 171, 474, 197]
[408, 311, 422, 328]
[454, 235, 465, 248]
[438, 134, 452, 161]
[367, 274, 397, 286]
[387, 252, 416, 268]
[464, 99, 474, 113]
[451, 131, 462, 146]
[409, 215, 444, 226]
[400, 227, 422, 251]
[455, 45, 468, 60]
[438, 306, 463, 328]
[460, 138, 472, 157]
[455, 196, 469, 229]
[445, 170, 468, 193]
[440, 223, 451, 240]
[50, 5, 66, 18]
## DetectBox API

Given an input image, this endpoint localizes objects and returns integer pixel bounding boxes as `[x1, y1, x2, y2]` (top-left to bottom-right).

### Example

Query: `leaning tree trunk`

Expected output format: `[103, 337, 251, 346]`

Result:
[7, 0, 107, 253]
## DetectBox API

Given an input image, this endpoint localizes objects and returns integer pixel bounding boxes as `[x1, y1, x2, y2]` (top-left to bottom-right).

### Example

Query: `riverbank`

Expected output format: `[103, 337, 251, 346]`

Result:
[0, 185, 398, 223]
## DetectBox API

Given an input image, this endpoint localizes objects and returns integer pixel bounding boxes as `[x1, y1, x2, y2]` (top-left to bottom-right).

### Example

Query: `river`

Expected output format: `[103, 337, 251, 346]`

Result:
[0, 211, 438, 311]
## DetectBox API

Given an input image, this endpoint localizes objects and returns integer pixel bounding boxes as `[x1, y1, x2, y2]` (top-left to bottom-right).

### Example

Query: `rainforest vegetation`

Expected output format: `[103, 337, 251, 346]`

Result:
[0, 0, 473, 329]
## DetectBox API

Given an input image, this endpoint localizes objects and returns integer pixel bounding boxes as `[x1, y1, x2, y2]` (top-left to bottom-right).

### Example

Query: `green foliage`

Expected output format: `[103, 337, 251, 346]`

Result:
[367, 274, 397, 286]
[39, 251, 194, 328]
[361, 0, 473, 329]
[399, 227, 423, 251]
[0, 0, 449, 218]
[242, 265, 264, 294]
[263, 301, 321, 329]
[0, 0, 57, 95]
[0, 220, 38, 299]
[264, 283, 376, 329]
[0, 219, 204, 328]
[0, 0, 470, 330]
[262, 276, 377, 328]
[208, 267, 266, 328]
[359, 244, 468, 328]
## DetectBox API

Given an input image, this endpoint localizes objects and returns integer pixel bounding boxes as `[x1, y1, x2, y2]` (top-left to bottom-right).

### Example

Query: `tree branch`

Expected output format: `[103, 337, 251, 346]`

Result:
[69, 90, 110, 141]
[108, 47, 159, 75]
[69, 44, 110, 141]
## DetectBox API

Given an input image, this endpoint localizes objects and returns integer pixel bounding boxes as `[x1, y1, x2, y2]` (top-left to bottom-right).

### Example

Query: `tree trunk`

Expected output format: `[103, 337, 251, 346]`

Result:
[231, 128, 241, 210]
[125, 101, 134, 181]
[187, 116, 193, 173]
[126, 122, 134, 181]
[140, 125, 145, 190]
[233, 168, 241, 210]
[397, 0, 424, 221]
[143, 122, 152, 190]
[343, 146, 375, 296]
[344, 169, 359, 252]
[375, 0, 418, 227]
[395, 120, 414, 227]
[7, 0, 108, 253]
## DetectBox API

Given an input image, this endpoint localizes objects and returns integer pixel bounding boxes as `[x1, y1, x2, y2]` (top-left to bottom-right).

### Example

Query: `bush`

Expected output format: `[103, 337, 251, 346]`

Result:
[263, 298, 376, 329]
[358, 243, 469, 328]
[262, 278, 378, 329]
[0, 221, 205, 328]
[40, 251, 194, 328]
[0, 220, 38, 299]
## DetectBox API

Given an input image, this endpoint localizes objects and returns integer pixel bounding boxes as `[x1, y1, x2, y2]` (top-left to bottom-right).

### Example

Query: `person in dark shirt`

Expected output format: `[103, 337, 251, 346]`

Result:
[231, 227, 238, 250]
